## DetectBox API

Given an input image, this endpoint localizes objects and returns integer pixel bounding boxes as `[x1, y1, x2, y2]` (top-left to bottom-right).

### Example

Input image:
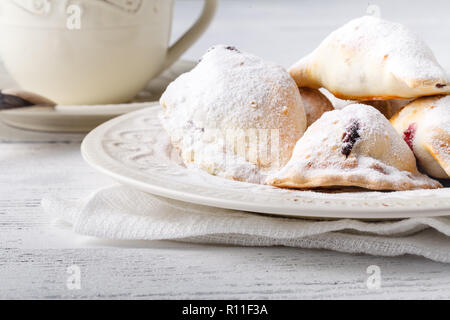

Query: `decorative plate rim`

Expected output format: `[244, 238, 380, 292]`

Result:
[81, 105, 450, 219]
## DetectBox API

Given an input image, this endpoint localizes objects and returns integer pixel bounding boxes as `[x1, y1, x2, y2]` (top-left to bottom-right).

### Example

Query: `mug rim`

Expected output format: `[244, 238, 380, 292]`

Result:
[0, 0, 174, 29]
[5, 0, 149, 15]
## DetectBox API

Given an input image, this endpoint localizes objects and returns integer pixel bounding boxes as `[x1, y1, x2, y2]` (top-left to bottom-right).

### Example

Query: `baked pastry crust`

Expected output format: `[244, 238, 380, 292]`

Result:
[289, 16, 450, 100]
[320, 88, 410, 119]
[267, 104, 442, 190]
[160, 45, 307, 183]
[390, 95, 450, 179]
[299, 87, 334, 127]
[359, 100, 411, 119]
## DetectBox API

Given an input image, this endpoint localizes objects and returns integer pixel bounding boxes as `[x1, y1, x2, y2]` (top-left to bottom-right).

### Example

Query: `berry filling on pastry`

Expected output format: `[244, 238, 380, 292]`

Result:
[391, 95, 450, 179]
[341, 119, 361, 158]
[267, 104, 441, 191]
[403, 123, 417, 151]
[224, 46, 240, 52]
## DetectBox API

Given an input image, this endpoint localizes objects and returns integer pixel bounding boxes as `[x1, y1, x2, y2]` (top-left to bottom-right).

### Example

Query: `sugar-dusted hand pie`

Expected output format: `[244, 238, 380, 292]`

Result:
[160, 45, 307, 183]
[391, 95, 450, 179]
[298, 87, 334, 127]
[289, 16, 450, 100]
[267, 104, 441, 190]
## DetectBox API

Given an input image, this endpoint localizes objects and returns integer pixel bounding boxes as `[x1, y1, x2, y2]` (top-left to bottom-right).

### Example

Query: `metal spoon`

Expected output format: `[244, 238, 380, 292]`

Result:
[0, 89, 56, 110]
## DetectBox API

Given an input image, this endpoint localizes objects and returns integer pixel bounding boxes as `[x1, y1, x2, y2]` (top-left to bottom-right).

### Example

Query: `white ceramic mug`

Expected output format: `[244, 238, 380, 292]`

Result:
[0, 0, 218, 105]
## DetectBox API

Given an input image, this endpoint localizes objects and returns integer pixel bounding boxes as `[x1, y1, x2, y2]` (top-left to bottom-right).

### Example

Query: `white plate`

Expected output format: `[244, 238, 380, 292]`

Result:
[0, 60, 196, 132]
[81, 105, 450, 220]
[0, 103, 153, 132]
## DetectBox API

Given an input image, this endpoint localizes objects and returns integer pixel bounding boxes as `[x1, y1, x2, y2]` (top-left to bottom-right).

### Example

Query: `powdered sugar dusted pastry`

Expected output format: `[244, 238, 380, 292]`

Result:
[391, 95, 450, 179]
[267, 104, 441, 190]
[290, 16, 450, 100]
[299, 87, 334, 126]
[361, 100, 412, 119]
[160, 45, 307, 183]
[322, 88, 411, 118]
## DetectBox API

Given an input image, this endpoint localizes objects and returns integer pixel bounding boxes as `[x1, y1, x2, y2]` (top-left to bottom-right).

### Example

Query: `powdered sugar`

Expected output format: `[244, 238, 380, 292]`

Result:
[425, 95, 450, 129]
[268, 104, 441, 190]
[158, 112, 264, 182]
[424, 96, 450, 175]
[333, 16, 448, 82]
[290, 16, 450, 100]
[390, 95, 450, 179]
[303, 104, 412, 168]
[160, 45, 306, 183]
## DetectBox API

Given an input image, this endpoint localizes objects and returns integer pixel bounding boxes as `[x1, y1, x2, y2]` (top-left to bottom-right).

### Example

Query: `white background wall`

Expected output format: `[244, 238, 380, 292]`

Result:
[172, 0, 450, 70]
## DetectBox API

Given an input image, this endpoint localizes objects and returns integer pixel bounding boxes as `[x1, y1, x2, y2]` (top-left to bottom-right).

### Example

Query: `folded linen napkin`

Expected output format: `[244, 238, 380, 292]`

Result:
[42, 185, 450, 263]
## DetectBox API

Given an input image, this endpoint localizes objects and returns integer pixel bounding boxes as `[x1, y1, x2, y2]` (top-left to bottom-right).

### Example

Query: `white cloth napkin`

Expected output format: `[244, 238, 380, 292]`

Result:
[42, 185, 450, 263]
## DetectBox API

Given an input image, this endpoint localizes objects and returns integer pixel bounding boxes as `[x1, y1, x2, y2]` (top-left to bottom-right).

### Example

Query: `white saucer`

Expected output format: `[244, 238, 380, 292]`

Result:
[81, 105, 450, 220]
[0, 60, 196, 132]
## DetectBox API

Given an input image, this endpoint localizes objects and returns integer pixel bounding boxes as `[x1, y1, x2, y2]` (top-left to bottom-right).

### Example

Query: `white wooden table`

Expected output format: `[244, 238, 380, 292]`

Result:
[1, 0, 450, 300]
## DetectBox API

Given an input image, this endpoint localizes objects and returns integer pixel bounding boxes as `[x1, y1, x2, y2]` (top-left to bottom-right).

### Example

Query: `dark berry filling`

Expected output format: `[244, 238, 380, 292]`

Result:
[225, 46, 240, 52]
[341, 119, 361, 158]
[436, 84, 447, 89]
[403, 123, 417, 151]
[200, 46, 240, 62]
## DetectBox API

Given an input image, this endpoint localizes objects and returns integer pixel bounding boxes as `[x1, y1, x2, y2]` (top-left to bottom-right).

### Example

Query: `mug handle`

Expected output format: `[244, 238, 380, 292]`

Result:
[160, 0, 218, 72]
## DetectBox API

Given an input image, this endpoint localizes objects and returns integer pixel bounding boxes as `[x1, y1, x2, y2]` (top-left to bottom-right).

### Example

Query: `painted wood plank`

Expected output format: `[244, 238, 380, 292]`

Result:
[1, 247, 450, 300]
